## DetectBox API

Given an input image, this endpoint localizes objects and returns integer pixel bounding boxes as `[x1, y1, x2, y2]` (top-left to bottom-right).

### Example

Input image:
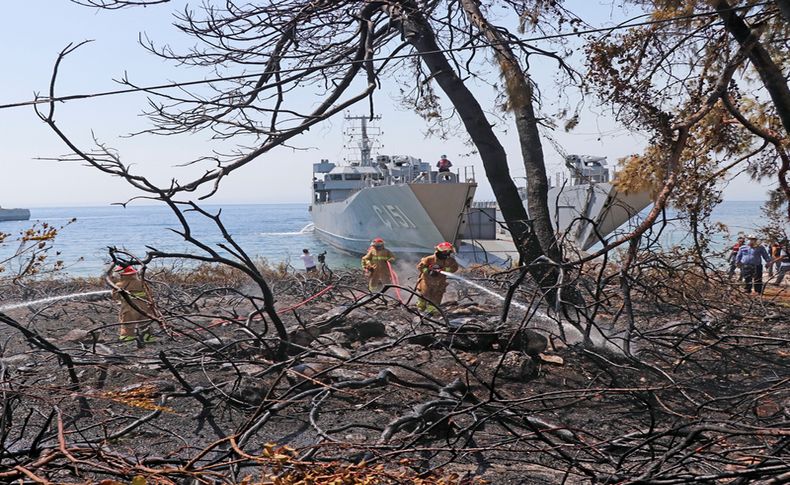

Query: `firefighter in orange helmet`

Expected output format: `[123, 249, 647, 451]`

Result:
[416, 242, 459, 314]
[112, 265, 155, 342]
[361, 238, 396, 292]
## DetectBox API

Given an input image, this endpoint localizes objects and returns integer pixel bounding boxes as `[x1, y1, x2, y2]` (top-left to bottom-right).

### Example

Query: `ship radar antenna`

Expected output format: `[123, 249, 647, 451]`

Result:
[343, 114, 382, 167]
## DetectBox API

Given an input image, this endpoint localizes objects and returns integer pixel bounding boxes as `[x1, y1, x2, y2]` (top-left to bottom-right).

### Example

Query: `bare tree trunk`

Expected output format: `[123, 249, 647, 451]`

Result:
[459, 0, 561, 263]
[776, 0, 790, 22]
[713, 0, 790, 136]
[383, 0, 566, 307]
[380, 5, 526, 246]
[458, 0, 591, 321]
[619, 237, 639, 356]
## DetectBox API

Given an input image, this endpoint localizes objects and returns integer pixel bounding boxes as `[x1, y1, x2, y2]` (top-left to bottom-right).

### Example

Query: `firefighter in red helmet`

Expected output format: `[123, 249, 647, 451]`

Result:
[112, 265, 156, 343]
[416, 242, 459, 314]
[361, 238, 396, 292]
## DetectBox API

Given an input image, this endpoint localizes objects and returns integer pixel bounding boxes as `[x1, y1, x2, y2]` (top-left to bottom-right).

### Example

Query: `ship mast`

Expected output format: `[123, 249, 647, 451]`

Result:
[344, 114, 380, 166]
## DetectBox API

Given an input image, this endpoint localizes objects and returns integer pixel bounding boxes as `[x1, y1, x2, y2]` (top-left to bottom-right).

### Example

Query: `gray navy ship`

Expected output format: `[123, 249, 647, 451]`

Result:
[0, 206, 30, 222]
[310, 116, 477, 255]
[466, 155, 653, 262]
[310, 116, 651, 262]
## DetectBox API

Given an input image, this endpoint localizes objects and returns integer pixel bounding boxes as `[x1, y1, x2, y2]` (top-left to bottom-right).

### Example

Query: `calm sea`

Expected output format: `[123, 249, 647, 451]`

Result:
[588, 200, 774, 252]
[0, 201, 774, 277]
[0, 204, 355, 277]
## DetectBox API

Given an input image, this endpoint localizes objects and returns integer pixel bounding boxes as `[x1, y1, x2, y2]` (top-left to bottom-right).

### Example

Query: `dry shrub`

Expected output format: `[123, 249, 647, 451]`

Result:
[147, 258, 289, 288]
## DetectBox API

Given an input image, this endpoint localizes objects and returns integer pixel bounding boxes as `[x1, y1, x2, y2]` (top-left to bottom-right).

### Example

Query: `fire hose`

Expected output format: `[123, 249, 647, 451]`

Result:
[386, 261, 404, 304]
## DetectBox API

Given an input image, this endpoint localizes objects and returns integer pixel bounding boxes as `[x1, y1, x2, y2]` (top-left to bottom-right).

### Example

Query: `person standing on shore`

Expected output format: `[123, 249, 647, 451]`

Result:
[361, 237, 395, 292]
[736, 235, 771, 294]
[112, 266, 155, 342]
[301, 249, 317, 273]
[727, 236, 745, 280]
[769, 239, 790, 285]
[416, 242, 459, 315]
[769, 240, 782, 277]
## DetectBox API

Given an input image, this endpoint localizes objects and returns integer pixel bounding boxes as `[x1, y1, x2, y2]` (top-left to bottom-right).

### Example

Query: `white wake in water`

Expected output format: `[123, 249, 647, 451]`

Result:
[260, 223, 315, 236]
[0, 290, 112, 311]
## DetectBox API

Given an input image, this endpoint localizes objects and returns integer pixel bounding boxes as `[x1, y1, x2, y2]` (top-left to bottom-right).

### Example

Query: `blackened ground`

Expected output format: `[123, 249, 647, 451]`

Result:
[0, 267, 788, 483]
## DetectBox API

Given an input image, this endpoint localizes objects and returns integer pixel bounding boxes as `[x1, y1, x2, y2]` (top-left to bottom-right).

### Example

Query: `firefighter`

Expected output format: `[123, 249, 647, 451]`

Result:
[416, 242, 459, 314]
[361, 238, 395, 292]
[112, 265, 155, 342]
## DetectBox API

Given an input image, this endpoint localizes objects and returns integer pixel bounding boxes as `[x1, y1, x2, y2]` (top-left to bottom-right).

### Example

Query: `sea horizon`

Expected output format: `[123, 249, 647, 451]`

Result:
[6, 198, 771, 210]
[12, 201, 310, 210]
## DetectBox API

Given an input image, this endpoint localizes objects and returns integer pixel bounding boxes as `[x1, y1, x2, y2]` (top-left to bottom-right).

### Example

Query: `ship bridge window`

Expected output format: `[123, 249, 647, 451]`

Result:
[328, 174, 342, 181]
[345, 174, 362, 181]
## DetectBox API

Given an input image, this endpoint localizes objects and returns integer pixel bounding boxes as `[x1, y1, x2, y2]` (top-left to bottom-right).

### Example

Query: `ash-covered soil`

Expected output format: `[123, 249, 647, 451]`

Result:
[0, 268, 788, 483]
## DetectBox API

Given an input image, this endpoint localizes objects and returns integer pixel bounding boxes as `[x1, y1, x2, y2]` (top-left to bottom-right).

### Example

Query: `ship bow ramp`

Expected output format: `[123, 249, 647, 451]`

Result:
[549, 183, 652, 250]
[409, 183, 476, 244]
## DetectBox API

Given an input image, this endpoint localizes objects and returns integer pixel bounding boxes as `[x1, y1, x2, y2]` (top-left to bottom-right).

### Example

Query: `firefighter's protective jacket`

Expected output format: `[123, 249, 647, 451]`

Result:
[416, 254, 459, 306]
[361, 246, 395, 290]
[113, 275, 153, 335]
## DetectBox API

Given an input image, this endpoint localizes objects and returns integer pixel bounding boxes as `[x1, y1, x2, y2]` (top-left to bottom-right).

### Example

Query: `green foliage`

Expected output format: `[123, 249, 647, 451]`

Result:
[590, 1, 790, 236]
[758, 189, 789, 241]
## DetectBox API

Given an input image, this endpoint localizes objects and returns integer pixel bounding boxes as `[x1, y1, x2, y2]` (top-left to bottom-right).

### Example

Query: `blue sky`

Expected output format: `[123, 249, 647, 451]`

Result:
[0, 0, 775, 207]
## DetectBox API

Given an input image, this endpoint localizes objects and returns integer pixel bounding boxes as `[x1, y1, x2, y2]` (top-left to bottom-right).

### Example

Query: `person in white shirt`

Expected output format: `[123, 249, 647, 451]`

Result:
[301, 249, 317, 272]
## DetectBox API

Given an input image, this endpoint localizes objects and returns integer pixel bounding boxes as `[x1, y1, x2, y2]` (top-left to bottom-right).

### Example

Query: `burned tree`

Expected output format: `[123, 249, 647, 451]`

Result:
[52, 0, 595, 318]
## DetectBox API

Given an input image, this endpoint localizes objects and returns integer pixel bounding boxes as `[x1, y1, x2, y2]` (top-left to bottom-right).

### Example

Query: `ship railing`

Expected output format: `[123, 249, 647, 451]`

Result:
[569, 173, 610, 185]
[471, 200, 497, 209]
[397, 165, 477, 184]
[558, 168, 613, 187]
[460, 166, 476, 183]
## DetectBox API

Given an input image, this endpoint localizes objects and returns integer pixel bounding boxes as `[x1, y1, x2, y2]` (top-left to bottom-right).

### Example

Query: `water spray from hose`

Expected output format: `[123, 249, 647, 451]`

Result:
[440, 271, 529, 311]
[441, 271, 620, 352]
[0, 290, 111, 312]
